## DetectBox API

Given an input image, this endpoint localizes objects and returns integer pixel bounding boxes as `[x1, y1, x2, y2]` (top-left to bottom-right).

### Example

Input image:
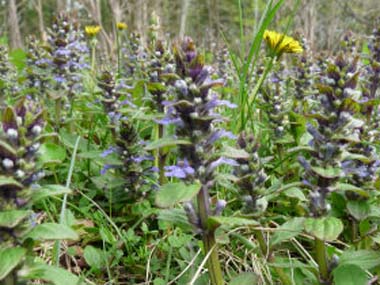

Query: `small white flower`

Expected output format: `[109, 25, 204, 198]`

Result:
[6, 128, 18, 139]
[15, 170, 25, 178]
[2, 158, 14, 169]
[16, 116, 23, 125]
[32, 125, 42, 135]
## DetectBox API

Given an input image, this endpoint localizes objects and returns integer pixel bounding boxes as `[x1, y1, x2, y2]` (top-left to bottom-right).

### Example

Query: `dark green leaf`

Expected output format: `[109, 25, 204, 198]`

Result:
[304, 217, 343, 241]
[156, 182, 201, 208]
[339, 250, 380, 270]
[229, 272, 258, 285]
[0, 247, 26, 280]
[25, 223, 78, 241]
[38, 143, 66, 165]
[333, 264, 368, 285]
[0, 210, 31, 228]
[271, 218, 305, 246]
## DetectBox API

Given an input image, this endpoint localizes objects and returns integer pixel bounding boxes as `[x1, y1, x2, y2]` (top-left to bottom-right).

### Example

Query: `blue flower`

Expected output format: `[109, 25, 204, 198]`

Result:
[165, 159, 195, 178]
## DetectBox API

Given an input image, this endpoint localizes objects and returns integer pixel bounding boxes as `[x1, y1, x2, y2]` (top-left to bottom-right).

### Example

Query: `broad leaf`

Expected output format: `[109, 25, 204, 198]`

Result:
[145, 137, 191, 151]
[339, 250, 380, 270]
[83, 245, 104, 270]
[32, 185, 72, 202]
[156, 182, 201, 208]
[311, 166, 341, 179]
[22, 263, 82, 285]
[0, 210, 31, 228]
[0, 247, 26, 280]
[271, 218, 305, 246]
[347, 200, 370, 221]
[208, 216, 258, 230]
[304, 217, 343, 241]
[0, 176, 23, 191]
[229, 272, 258, 285]
[219, 146, 249, 160]
[25, 223, 78, 241]
[333, 264, 368, 285]
[38, 143, 66, 165]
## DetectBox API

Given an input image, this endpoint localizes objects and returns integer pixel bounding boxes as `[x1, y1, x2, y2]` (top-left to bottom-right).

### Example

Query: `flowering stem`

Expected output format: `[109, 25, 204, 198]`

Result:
[4, 272, 16, 285]
[197, 186, 224, 285]
[255, 230, 291, 285]
[90, 40, 96, 75]
[116, 30, 121, 78]
[158, 124, 166, 185]
[315, 237, 329, 283]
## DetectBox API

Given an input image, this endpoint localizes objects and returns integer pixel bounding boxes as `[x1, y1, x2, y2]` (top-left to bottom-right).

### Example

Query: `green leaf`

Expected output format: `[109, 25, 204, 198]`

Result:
[22, 263, 82, 285]
[339, 250, 380, 270]
[9, 48, 27, 71]
[0, 210, 31, 228]
[144, 137, 191, 151]
[208, 216, 258, 230]
[347, 200, 370, 221]
[283, 187, 306, 201]
[333, 264, 368, 285]
[219, 146, 250, 159]
[0, 247, 26, 280]
[38, 143, 66, 165]
[32, 185, 72, 202]
[288, 111, 306, 144]
[25, 223, 78, 241]
[271, 218, 305, 246]
[0, 176, 23, 191]
[304, 217, 343, 241]
[229, 272, 258, 285]
[83, 245, 104, 270]
[310, 166, 341, 179]
[333, 183, 369, 199]
[0, 140, 17, 158]
[157, 209, 192, 231]
[155, 182, 201, 208]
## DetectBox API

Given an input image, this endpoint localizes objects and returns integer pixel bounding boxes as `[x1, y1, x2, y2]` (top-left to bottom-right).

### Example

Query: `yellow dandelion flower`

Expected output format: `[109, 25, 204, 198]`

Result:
[263, 30, 303, 57]
[117, 22, 128, 30]
[85, 25, 101, 37]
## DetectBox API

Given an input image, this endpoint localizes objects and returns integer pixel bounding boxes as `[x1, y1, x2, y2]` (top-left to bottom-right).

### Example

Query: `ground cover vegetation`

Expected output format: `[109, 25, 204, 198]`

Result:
[1, 1, 380, 284]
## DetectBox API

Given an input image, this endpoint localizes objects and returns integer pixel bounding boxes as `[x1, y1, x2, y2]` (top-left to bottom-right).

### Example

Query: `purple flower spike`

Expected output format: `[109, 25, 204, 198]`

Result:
[207, 130, 236, 145]
[100, 164, 116, 175]
[101, 146, 117, 157]
[208, 157, 239, 173]
[164, 159, 195, 178]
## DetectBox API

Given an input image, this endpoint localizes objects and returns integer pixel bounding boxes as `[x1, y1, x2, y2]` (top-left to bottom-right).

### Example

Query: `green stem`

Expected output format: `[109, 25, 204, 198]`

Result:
[55, 97, 62, 130]
[91, 41, 96, 75]
[255, 230, 292, 285]
[54, 136, 81, 266]
[116, 30, 121, 78]
[4, 271, 16, 285]
[315, 238, 329, 283]
[197, 186, 224, 285]
[157, 124, 166, 185]
[351, 218, 358, 245]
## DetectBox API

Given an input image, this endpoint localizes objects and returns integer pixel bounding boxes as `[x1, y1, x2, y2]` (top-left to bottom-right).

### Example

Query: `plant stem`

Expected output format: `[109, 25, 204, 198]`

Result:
[197, 186, 224, 285]
[91, 40, 96, 75]
[116, 30, 121, 78]
[315, 237, 329, 283]
[351, 218, 358, 245]
[54, 136, 81, 266]
[255, 230, 292, 285]
[157, 124, 166, 185]
[4, 271, 16, 285]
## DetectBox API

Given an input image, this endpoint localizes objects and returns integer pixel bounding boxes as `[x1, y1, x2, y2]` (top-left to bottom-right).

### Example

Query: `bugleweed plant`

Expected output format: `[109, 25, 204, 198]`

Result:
[156, 37, 239, 285]
[3, 5, 380, 285]
[0, 99, 80, 284]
